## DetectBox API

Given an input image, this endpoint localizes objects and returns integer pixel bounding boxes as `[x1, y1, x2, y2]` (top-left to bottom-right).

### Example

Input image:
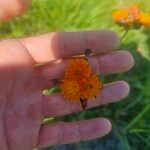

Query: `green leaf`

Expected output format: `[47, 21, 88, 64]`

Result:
[42, 86, 60, 96]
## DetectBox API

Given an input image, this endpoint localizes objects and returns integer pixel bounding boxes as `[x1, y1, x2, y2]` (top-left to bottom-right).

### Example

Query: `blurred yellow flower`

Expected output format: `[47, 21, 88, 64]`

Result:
[60, 58, 103, 108]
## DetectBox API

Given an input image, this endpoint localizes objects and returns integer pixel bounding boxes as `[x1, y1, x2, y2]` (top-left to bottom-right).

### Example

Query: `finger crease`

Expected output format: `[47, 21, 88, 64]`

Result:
[42, 96, 51, 118]
[78, 121, 83, 142]
[16, 39, 36, 64]
[57, 122, 64, 144]
[83, 32, 89, 49]
[57, 34, 68, 58]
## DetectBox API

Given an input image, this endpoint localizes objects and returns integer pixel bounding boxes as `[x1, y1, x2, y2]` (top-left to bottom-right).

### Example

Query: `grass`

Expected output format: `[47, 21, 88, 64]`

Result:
[0, 0, 150, 150]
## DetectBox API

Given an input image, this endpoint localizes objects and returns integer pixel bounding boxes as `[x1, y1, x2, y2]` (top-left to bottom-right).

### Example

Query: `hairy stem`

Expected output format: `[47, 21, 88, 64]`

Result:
[120, 29, 129, 41]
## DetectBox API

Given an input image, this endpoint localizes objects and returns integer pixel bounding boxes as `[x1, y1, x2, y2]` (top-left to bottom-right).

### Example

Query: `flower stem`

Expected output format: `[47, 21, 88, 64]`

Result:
[120, 29, 129, 41]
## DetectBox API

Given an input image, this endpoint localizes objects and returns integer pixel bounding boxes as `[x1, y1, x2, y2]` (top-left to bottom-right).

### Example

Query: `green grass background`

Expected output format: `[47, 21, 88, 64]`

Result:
[0, 0, 150, 150]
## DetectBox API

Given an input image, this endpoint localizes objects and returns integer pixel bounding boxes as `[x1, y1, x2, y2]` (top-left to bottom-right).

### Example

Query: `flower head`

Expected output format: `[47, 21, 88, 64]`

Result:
[140, 12, 150, 27]
[128, 3, 141, 21]
[112, 3, 150, 29]
[64, 58, 92, 80]
[113, 9, 132, 28]
[60, 58, 103, 104]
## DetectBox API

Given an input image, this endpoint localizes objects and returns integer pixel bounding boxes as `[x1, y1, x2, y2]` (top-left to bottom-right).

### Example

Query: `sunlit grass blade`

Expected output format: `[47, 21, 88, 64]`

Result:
[124, 105, 150, 132]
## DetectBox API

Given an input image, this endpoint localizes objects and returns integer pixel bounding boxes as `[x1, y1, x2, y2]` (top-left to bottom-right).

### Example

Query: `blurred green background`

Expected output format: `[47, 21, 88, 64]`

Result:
[0, 0, 150, 150]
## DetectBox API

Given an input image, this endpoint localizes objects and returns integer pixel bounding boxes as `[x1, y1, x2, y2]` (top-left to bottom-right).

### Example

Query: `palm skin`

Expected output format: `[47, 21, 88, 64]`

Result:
[0, 0, 134, 150]
[0, 37, 133, 150]
[0, 40, 45, 150]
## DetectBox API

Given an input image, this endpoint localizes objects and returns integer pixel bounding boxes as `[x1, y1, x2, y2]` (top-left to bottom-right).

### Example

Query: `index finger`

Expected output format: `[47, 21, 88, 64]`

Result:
[21, 30, 120, 63]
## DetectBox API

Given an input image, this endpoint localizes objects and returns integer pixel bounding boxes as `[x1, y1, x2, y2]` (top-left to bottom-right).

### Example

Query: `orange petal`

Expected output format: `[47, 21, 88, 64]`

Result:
[140, 12, 150, 27]
[112, 9, 128, 22]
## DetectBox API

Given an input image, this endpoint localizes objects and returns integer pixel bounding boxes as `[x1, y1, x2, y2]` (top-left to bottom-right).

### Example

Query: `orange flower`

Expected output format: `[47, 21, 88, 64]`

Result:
[79, 75, 102, 100]
[64, 58, 92, 80]
[112, 3, 150, 29]
[140, 12, 150, 27]
[60, 58, 103, 103]
[113, 9, 132, 27]
[128, 3, 141, 21]
[60, 79, 81, 101]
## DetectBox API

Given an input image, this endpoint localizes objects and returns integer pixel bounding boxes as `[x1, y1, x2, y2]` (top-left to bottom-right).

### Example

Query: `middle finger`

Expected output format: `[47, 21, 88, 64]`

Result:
[39, 50, 134, 81]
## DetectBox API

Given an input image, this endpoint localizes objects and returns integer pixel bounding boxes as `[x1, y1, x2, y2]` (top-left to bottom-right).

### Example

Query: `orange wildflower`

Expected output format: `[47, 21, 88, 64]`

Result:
[79, 75, 102, 100]
[64, 58, 92, 80]
[113, 3, 150, 29]
[60, 58, 103, 108]
[61, 79, 81, 101]
[113, 9, 132, 27]
[140, 12, 150, 27]
[128, 3, 141, 21]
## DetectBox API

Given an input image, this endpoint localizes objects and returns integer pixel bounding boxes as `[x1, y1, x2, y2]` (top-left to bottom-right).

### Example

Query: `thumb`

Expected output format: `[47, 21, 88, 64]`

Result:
[0, 0, 31, 22]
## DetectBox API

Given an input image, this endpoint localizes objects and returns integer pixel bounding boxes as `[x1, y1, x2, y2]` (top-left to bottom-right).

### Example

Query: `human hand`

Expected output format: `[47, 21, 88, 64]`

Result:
[0, 0, 134, 150]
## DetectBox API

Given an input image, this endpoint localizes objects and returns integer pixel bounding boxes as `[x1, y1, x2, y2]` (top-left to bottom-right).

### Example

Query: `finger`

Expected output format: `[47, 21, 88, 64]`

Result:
[42, 81, 130, 117]
[21, 30, 120, 63]
[37, 118, 111, 148]
[0, 39, 35, 66]
[0, 0, 31, 22]
[39, 51, 134, 80]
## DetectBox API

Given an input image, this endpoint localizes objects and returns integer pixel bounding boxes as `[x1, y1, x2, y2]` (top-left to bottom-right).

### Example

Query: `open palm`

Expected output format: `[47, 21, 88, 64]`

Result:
[0, 1, 134, 150]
